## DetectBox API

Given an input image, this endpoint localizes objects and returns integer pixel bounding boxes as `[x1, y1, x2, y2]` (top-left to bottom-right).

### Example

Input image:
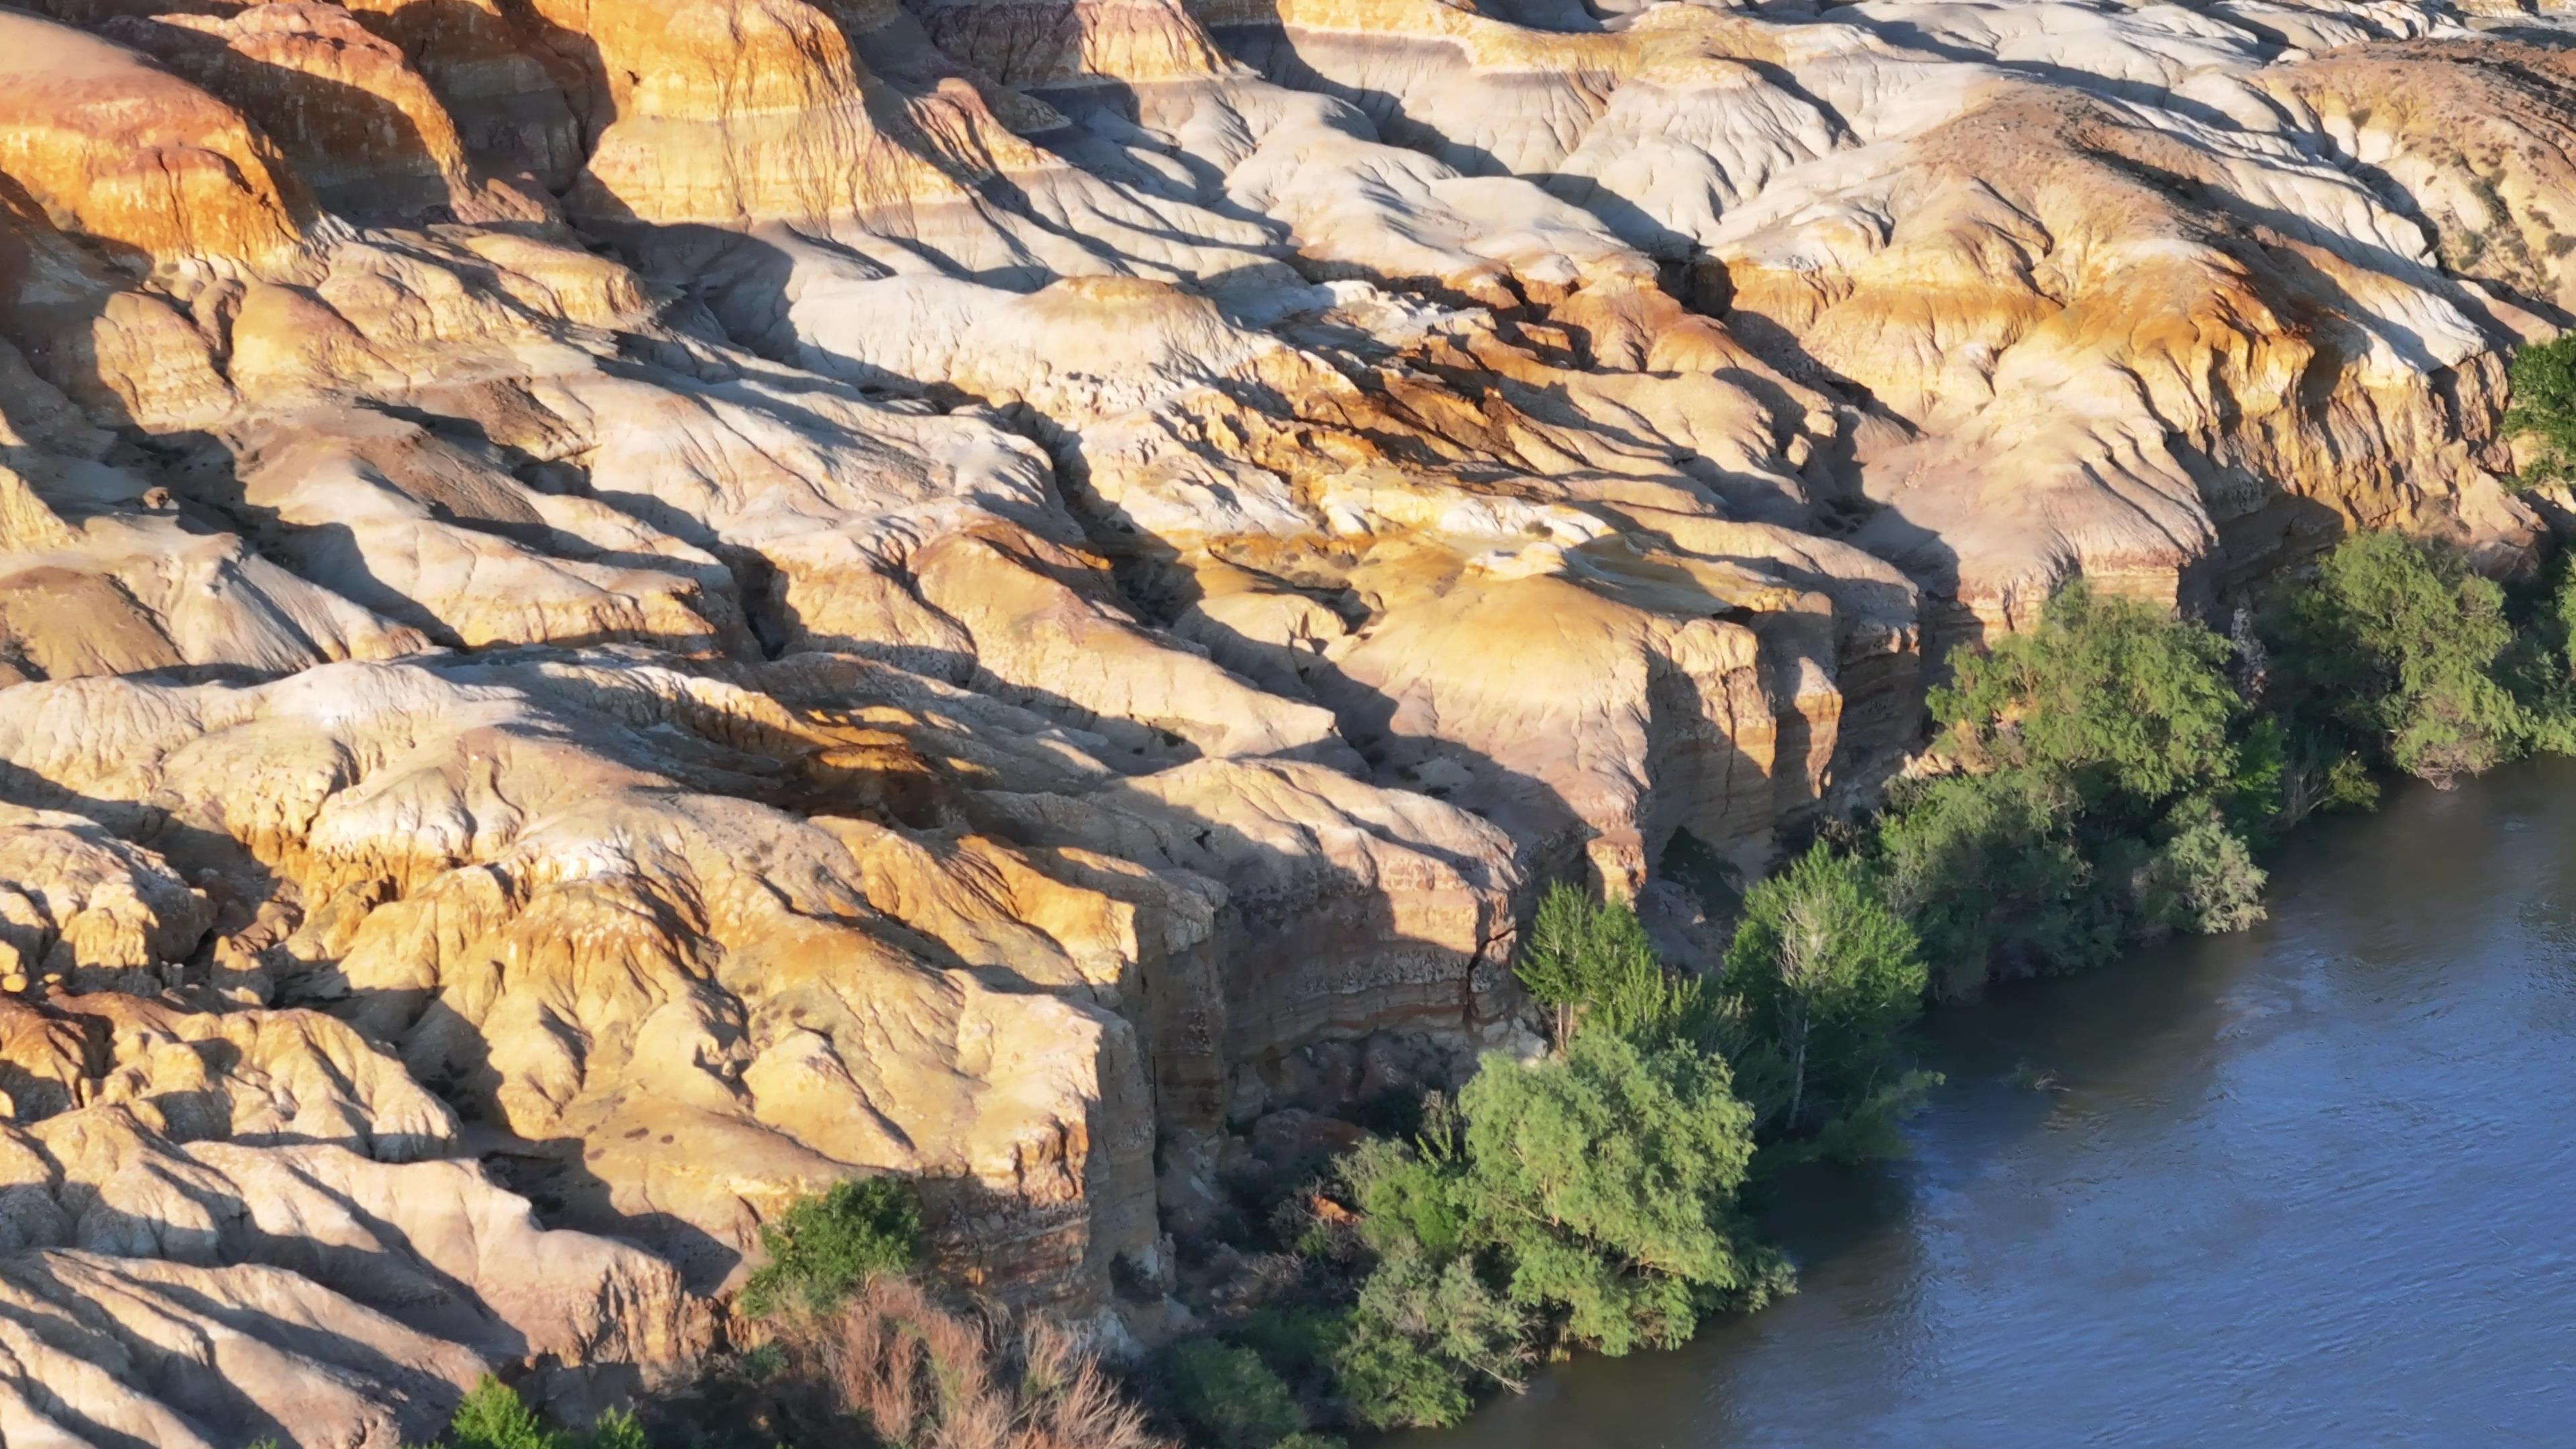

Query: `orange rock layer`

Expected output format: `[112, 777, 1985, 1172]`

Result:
[0, 0, 2569, 1439]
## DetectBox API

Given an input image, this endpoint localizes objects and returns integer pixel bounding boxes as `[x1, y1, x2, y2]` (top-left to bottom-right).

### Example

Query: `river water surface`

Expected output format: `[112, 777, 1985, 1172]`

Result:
[1394, 759, 2576, 1447]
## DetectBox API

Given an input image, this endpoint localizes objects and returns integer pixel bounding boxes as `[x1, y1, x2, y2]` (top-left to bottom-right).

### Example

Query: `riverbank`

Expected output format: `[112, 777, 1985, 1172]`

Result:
[426, 534, 2576, 1449]
[1124, 529, 2576, 1448]
[1390, 755, 2576, 1447]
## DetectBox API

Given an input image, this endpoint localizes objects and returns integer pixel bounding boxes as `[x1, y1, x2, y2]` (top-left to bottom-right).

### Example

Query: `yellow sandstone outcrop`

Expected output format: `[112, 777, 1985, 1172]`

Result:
[0, 0, 2569, 1440]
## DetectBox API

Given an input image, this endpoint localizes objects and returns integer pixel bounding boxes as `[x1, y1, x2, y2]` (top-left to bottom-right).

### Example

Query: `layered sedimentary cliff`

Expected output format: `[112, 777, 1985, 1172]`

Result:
[0, 0, 2571, 1440]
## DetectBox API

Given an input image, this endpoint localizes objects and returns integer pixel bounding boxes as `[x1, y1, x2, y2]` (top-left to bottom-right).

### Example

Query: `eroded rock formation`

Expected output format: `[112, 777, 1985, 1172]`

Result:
[0, 0, 2571, 1440]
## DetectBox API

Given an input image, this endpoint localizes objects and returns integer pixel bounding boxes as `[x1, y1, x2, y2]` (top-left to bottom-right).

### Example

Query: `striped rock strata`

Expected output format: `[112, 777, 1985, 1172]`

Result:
[0, 0, 2572, 1440]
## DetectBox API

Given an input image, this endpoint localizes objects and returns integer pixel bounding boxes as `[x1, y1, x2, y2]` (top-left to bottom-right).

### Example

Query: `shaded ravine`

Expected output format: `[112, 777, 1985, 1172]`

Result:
[1394, 759, 2576, 1448]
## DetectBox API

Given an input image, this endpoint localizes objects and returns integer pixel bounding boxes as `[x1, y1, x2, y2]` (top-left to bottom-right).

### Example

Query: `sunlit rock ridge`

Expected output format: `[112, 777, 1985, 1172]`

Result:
[0, 0, 2567, 1438]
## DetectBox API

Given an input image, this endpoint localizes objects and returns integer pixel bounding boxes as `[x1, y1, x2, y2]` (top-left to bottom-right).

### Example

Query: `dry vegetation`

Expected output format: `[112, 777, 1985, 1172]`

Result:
[712, 1277, 1175, 1449]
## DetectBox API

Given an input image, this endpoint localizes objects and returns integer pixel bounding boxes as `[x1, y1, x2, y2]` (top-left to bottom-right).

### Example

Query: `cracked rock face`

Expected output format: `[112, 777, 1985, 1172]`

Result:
[0, 0, 2567, 1440]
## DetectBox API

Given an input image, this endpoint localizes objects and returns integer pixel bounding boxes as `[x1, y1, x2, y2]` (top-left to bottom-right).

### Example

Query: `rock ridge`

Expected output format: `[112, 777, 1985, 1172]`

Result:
[0, 0, 2571, 1439]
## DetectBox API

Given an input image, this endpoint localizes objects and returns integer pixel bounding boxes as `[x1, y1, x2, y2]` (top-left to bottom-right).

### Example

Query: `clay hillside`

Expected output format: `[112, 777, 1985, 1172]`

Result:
[0, 0, 2568, 1440]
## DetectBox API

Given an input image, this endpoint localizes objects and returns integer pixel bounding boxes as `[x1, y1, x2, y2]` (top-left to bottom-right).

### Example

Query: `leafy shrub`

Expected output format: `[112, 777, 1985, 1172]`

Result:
[572, 1411, 647, 1449]
[1722, 844, 1929, 1139]
[1456, 1029, 1783, 1355]
[1160, 1340, 1309, 1449]
[1341, 1134, 1469, 1260]
[2262, 717, 2379, 830]
[2318, 754, 2381, 813]
[1227, 1299, 1478, 1433]
[1232, 1304, 1346, 1384]
[2506, 332, 2576, 488]
[421, 1377, 649, 1449]
[2130, 808, 2267, 936]
[2264, 531, 2524, 786]
[443, 1378, 561, 1449]
[740, 1177, 924, 1318]
[1340, 1238, 1527, 1414]
[1512, 884, 1709, 1048]
[1876, 768, 2110, 995]
[2544, 546, 2576, 678]
[1330, 1306, 1472, 1430]
[1792, 1068, 1945, 1163]
[1930, 582, 2245, 824]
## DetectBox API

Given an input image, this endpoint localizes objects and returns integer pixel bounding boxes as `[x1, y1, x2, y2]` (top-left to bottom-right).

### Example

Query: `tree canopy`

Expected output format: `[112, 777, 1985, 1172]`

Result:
[1723, 845, 1928, 1138]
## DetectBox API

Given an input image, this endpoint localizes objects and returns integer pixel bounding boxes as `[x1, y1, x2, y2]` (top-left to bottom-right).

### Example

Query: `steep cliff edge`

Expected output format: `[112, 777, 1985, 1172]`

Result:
[0, 0, 2571, 1440]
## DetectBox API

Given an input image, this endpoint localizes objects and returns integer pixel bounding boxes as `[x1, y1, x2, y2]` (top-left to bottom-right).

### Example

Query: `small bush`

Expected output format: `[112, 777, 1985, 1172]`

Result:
[1793, 1069, 1943, 1163]
[2131, 809, 2267, 936]
[1329, 1307, 1472, 1431]
[443, 1377, 560, 1449]
[419, 1377, 652, 1449]
[2267, 724, 2379, 830]
[1342, 1238, 1527, 1408]
[1161, 1339, 1310, 1449]
[574, 1411, 646, 1449]
[1231, 1303, 1350, 1409]
[1340, 1136, 1468, 1260]
[740, 1177, 924, 1318]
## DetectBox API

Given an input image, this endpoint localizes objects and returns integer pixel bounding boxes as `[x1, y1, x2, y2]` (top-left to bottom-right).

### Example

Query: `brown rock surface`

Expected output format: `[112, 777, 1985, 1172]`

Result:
[0, 0, 2572, 1440]
[0, 9, 312, 272]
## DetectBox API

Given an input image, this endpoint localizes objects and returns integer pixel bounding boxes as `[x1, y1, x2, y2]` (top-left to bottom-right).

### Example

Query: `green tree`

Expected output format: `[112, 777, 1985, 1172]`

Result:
[2506, 332, 2576, 488]
[1885, 582, 2290, 992]
[1347, 1238, 1529, 1398]
[2495, 545, 2576, 755]
[2264, 531, 2524, 785]
[1876, 768, 2110, 996]
[1454, 1030, 1784, 1355]
[1722, 845, 1928, 1137]
[2130, 806, 2267, 936]
[1930, 581, 2245, 824]
[439, 1378, 641, 1449]
[739, 1177, 923, 1318]
[1161, 1340, 1309, 1449]
[1512, 883, 1684, 1047]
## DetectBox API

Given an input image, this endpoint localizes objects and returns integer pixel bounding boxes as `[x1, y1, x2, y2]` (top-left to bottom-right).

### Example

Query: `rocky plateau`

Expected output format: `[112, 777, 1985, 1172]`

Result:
[0, 0, 2571, 1440]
